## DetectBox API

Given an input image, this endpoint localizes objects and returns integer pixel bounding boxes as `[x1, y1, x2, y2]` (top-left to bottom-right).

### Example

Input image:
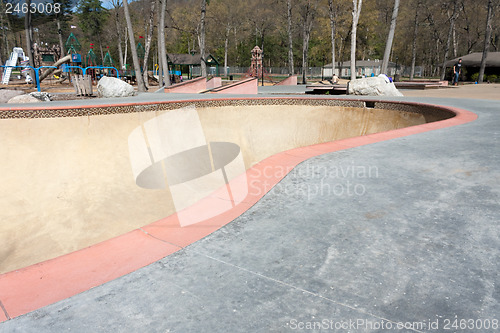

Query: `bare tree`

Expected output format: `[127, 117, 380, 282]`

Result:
[142, 0, 156, 87]
[452, 20, 457, 57]
[300, 0, 318, 84]
[248, 1, 275, 71]
[223, 24, 231, 77]
[287, 0, 294, 75]
[350, 0, 362, 80]
[478, 0, 494, 83]
[211, 0, 239, 78]
[199, 0, 207, 77]
[157, 0, 171, 87]
[111, 0, 125, 70]
[124, 28, 128, 68]
[54, 0, 70, 56]
[381, 0, 400, 75]
[328, 0, 337, 78]
[423, 4, 444, 77]
[440, 0, 460, 81]
[123, 0, 147, 91]
[0, 2, 10, 61]
[25, 0, 35, 70]
[410, 0, 422, 80]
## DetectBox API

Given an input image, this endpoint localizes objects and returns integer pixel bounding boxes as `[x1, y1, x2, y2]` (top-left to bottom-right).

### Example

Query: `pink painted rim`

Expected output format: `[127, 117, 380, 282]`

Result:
[0, 98, 477, 321]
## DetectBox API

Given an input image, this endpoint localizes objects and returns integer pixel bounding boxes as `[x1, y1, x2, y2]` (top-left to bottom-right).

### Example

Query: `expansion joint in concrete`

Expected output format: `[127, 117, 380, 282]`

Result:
[139, 227, 183, 249]
[192, 250, 426, 333]
[0, 299, 11, 320]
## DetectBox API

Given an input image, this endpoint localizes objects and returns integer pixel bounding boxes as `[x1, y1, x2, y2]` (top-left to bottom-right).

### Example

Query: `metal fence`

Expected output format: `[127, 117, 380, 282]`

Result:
[192, 66, 325, 78]
[192, 65, 423, 78]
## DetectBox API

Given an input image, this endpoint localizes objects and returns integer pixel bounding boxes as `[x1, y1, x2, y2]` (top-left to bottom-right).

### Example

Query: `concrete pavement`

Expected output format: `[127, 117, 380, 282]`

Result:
[0, 89, 499, 332]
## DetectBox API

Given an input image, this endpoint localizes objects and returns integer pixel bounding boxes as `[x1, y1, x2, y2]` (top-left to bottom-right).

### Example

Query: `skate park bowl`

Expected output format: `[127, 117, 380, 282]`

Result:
[0, 97, 476, 320]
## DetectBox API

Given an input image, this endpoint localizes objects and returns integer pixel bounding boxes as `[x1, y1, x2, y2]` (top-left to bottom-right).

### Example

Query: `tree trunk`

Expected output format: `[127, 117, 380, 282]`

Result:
[287, 0, 294, 75]
[260, 28, 265, 55]
[440, 0, 460, 81]
[25, 0, 35, 69]
[328, 0, 336, 78]
[338, 35, 345, 71]
[158, 0, 171, 86]
[435, 38, 440, 77]
[39, 54, 72, 81]
[452, 23, 457, 57]
[99, 41, 104, 64]
[124, 28, 128, 68]
[123, 0, 147, 91]
[381, 0, 399, 75]
[478, 0, 493, 83]
[0, 3, 9, 61]
[224, 25, 230, 77]
[142, 0, 156, 87]
[350, 0, 362, 81]
[301, 0, 317, 84]
[410, 0, 421, 80]
[302, 22, 310, 84]
[199, 0, 207, 77]
[114, 6, 124, 70]
[56, 19, 66, 55]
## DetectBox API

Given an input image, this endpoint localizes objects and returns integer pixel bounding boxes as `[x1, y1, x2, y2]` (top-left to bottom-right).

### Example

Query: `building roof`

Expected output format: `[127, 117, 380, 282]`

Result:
[444, 52, 500, 67]
[167, 53, 219, 66]
[167, 53, 200, 65]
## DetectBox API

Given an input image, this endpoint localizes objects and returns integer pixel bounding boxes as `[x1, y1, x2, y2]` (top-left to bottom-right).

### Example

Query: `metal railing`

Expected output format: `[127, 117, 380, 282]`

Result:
[1, 65, 57, 92]
[1, 65, 121, 92]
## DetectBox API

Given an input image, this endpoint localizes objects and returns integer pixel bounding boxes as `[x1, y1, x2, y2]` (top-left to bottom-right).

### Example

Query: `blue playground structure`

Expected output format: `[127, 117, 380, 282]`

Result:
[1, 64, 120, 92]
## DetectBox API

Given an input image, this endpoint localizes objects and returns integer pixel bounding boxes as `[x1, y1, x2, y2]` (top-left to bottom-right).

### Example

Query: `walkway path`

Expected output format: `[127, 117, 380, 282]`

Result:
[1, 89, 499, 332]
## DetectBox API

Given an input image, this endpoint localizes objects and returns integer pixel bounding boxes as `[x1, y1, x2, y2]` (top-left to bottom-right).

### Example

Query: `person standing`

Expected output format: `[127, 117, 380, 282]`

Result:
[452, 58, 462, 86]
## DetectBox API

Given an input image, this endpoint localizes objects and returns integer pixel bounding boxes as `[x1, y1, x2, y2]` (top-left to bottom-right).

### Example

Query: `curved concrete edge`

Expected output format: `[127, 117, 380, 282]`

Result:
[0, 99, 477, 322]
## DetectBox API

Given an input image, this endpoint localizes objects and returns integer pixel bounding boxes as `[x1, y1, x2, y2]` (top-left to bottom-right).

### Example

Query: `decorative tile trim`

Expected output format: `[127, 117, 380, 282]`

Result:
[0, 97, 456, 121]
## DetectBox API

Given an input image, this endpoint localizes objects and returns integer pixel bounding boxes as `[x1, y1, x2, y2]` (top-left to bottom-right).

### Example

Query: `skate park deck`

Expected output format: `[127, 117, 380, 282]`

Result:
[0, 85, 499, 332]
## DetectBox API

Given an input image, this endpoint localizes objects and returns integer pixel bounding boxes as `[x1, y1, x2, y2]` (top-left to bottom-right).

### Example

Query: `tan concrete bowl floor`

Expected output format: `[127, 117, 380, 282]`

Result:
[0, 98, 458, 274]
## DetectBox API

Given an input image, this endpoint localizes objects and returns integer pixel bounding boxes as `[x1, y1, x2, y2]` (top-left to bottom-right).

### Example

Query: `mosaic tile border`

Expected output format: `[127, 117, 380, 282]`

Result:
[0, 97, 456, 121]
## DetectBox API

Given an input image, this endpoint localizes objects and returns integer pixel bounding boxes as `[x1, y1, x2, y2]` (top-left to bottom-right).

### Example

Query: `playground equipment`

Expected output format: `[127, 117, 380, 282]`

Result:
[137, 39, 145, 60]
[85, 47, 98, 67]
[0, 31, 120, 93]
[66, 33, 82, 66]
[2, 47, 29, 84]
[0, 65, 57, 92]
[65, 32, 81, 55]
[38, 54, 72, 82]
[33, 43, 61, 68]
[0, 63, 119, 93]
[103, 48, 114, 67]
[243, 46, 273, 84]
[1, 46, 70, 87]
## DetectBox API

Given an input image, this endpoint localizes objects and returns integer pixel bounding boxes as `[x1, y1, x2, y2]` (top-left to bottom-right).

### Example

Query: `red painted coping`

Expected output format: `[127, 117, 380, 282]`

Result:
[0, 98, 477, 322]
[275, 75, 297, 86]
[209, 78, 258, 94]
[164, 77, 207, 93]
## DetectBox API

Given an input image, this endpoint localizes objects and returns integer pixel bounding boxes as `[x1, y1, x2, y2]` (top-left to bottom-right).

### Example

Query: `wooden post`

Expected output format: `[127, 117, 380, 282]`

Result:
[72, 75, 93, 96]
